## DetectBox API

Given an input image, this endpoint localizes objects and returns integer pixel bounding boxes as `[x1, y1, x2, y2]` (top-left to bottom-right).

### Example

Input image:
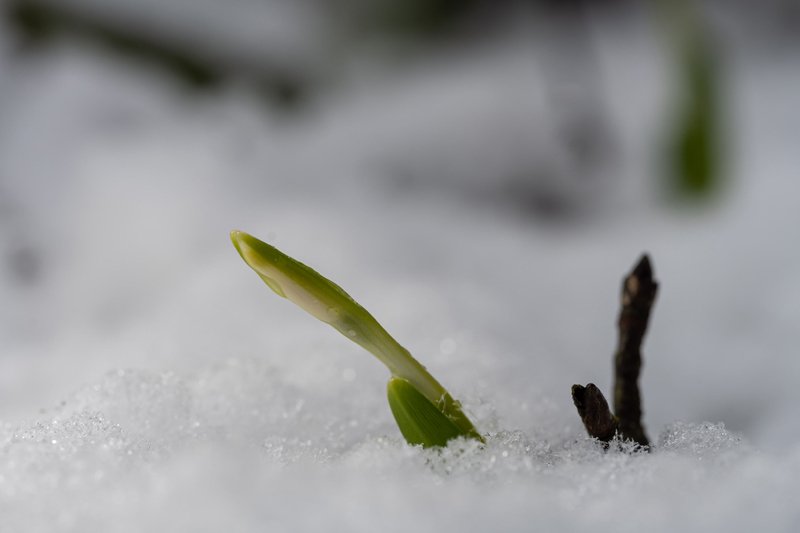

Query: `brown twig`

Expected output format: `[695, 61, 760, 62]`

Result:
[572, 254, 658, 447]
[571, 383, 618, 442]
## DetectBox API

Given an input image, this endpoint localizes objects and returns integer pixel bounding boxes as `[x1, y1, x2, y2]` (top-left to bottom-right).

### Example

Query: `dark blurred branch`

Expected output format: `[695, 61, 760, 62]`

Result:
[4, 0, 306, 107]
[572, 254, 657, 447]
[7, 0, 218, 86]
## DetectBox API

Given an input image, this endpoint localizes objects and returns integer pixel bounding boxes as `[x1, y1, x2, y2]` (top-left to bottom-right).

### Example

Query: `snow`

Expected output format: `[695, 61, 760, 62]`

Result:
[1, 8, 800, 532]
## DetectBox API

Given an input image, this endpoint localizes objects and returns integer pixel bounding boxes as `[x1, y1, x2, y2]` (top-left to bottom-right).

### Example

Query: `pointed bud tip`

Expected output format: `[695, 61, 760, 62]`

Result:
[230, 230, 264, 264]
[230, 231, 249, 263]
[229, 230, 265, 273]
[230, 229, 250, 246]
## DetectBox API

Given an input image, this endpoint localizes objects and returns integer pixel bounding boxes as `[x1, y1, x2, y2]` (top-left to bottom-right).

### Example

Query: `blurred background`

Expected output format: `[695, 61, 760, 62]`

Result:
[0, 0, 798, 449]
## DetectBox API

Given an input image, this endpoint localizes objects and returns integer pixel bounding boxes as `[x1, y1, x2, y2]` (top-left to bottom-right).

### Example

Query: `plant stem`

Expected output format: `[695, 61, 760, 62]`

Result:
[231, 230, 483, 443]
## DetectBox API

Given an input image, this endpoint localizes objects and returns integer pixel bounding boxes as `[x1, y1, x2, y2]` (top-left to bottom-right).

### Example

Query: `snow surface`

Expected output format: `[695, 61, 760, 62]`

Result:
[1, 13, 800, 533]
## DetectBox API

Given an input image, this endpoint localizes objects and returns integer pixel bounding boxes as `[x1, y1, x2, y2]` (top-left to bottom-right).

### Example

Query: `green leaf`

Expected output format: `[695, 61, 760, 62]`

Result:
[659, 0, 722, 202]
[387, 377, 464, 448]
[230, 230, 483, 446]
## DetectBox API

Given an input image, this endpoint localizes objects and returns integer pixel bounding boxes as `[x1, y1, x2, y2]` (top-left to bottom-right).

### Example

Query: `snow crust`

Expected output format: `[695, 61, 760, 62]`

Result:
[1, 11, 799, 532]
[1, 368, 797, 532]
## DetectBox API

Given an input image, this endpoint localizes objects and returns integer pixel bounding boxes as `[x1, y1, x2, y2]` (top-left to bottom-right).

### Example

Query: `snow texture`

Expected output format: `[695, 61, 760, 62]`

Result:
[1, 8, 799, 533]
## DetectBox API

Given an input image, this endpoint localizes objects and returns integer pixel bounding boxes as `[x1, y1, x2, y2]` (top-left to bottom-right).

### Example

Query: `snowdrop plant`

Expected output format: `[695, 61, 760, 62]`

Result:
[231, 230, 483, 447]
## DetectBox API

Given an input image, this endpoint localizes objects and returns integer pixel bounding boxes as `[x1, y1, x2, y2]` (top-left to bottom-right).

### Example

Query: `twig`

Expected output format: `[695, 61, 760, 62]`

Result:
[571, 383, 618, 442]
[613, 254, 657, 445]
[572, 254, 658, 446]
